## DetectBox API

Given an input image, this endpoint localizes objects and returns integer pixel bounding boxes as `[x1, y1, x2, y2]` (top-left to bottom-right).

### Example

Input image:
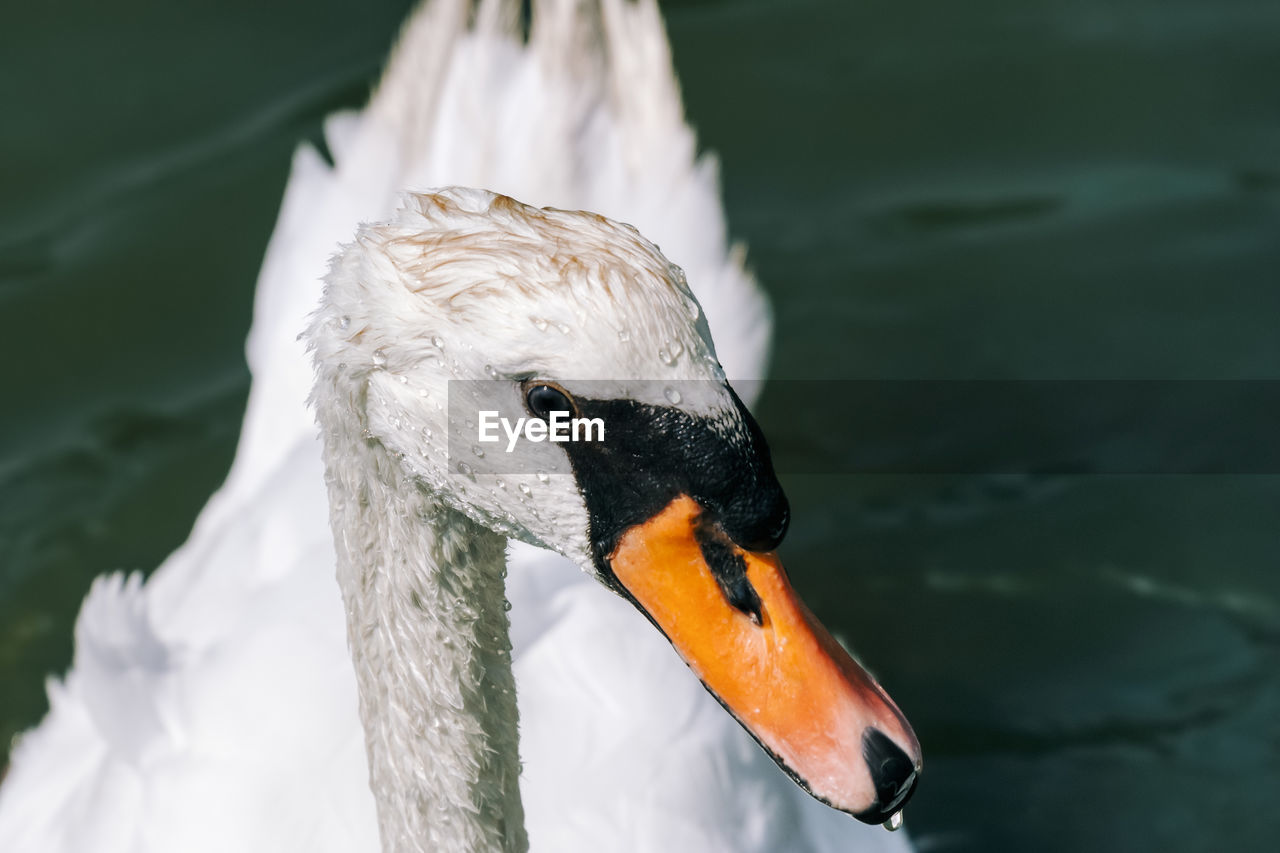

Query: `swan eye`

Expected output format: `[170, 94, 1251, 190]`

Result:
[525, 384, 574, 420]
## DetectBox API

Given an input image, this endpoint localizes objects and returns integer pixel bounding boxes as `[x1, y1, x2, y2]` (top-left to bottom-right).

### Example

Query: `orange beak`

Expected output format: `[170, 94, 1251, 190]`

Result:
[607, 495, 921, 825]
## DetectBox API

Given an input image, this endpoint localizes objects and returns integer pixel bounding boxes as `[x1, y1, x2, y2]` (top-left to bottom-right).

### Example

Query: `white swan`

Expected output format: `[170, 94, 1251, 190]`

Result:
[0, 2, 920, 852]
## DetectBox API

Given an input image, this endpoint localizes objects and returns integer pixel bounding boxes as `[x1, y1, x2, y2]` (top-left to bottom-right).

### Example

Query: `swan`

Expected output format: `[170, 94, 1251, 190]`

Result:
[0, 1, 921, 851]
[308, 184, 924, 851]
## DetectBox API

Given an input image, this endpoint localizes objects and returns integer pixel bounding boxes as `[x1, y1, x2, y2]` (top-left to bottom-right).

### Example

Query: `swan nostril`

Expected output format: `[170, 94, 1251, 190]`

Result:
[853, 728, 920, 826]
[694, 517, 765, 624]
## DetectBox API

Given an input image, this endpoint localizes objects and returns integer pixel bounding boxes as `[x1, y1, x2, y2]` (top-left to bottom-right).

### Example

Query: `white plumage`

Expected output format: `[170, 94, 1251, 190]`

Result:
[0, 2, 915, 851]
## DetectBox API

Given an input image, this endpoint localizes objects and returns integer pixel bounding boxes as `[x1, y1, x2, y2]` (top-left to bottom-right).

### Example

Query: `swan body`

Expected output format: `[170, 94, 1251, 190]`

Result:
[0, 2, 919, 851]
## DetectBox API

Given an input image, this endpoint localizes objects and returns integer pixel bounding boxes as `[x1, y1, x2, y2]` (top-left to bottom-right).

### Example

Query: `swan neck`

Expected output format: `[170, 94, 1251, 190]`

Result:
[323, 431, 526, 853]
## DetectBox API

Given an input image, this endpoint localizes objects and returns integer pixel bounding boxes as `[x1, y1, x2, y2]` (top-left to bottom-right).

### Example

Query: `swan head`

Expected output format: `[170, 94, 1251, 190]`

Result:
[309, 187, 921, 825]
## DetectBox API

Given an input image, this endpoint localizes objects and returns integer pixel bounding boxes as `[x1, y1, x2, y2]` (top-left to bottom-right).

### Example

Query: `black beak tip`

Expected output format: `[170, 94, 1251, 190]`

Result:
[852, 728, 920, 826]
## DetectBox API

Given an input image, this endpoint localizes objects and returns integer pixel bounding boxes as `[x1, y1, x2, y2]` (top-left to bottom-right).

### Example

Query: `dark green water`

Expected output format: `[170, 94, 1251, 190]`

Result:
[2, 1, 1277, 850]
